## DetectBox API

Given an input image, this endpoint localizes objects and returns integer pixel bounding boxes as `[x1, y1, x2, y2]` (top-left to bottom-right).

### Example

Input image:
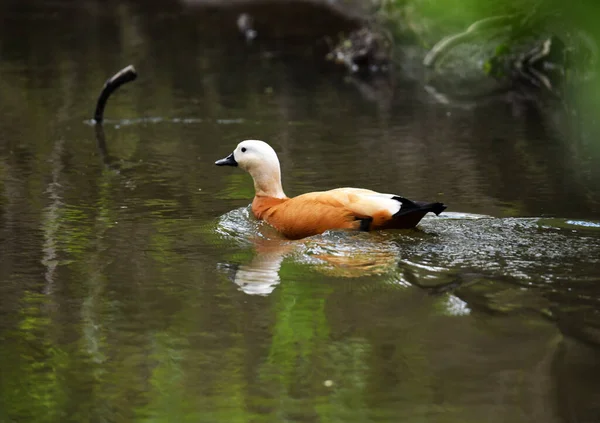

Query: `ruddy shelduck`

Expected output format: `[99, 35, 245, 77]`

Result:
[215, 140, 446, 240]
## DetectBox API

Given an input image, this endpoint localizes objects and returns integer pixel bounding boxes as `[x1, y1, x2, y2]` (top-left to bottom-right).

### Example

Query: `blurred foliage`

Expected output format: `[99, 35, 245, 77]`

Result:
[378, 0, 599, 41]
[375, 0, 600, 164]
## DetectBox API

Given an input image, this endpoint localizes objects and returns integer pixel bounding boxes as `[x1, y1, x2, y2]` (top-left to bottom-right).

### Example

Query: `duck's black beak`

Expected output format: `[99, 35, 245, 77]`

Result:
[215, 152, 238, 167]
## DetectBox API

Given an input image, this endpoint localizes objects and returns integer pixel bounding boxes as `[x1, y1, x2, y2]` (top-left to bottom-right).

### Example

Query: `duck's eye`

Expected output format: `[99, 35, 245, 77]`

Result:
[241, 147, 247, 153]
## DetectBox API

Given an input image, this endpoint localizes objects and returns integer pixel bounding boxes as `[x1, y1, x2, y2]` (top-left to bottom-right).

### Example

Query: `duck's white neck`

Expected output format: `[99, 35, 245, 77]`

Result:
[248, 165, 286, 199]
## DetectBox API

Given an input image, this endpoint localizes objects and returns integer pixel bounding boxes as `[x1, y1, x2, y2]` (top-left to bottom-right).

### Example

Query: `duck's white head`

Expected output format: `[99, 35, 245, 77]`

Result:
[215, 140, 286, 198]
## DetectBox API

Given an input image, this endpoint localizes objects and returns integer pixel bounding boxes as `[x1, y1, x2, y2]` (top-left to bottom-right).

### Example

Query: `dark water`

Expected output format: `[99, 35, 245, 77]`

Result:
[1, 1, 600, 422]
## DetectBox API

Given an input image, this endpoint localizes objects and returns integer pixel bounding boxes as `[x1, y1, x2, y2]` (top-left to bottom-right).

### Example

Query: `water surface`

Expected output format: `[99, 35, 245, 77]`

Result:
[1, 1, 599, 422]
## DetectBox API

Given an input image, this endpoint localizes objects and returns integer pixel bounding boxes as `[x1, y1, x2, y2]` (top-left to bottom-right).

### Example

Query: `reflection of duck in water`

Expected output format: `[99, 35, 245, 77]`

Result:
[229, 236, 294, 296]
[222, 229, 401, 295]
[215, 140, 446, 240]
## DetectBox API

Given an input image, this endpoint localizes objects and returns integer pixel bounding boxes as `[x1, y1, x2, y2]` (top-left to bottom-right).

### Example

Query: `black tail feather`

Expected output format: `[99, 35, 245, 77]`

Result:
[392, 196, 446, 217]
[418, 201, 446, 216]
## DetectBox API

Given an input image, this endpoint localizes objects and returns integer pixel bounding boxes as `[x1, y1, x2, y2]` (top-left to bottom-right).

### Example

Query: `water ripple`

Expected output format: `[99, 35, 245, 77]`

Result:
[216, 208, 600, 303]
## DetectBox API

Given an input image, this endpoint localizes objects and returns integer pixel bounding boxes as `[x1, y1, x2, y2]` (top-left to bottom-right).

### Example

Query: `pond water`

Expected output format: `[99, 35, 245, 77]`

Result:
[1, 1, 599, 422]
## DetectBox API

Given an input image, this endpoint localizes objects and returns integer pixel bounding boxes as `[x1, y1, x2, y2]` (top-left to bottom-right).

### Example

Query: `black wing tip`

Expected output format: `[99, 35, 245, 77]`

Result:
[392, 196, 415, 205]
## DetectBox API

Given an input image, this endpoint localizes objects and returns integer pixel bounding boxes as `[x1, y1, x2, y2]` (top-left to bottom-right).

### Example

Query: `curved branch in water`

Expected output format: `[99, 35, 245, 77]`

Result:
[93, 65, 137, 124]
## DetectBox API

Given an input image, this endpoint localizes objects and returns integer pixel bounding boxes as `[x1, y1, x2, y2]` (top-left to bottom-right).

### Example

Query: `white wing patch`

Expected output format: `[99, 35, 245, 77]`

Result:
[362, 193, 402, 215]
[328, 188, 402, 216]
